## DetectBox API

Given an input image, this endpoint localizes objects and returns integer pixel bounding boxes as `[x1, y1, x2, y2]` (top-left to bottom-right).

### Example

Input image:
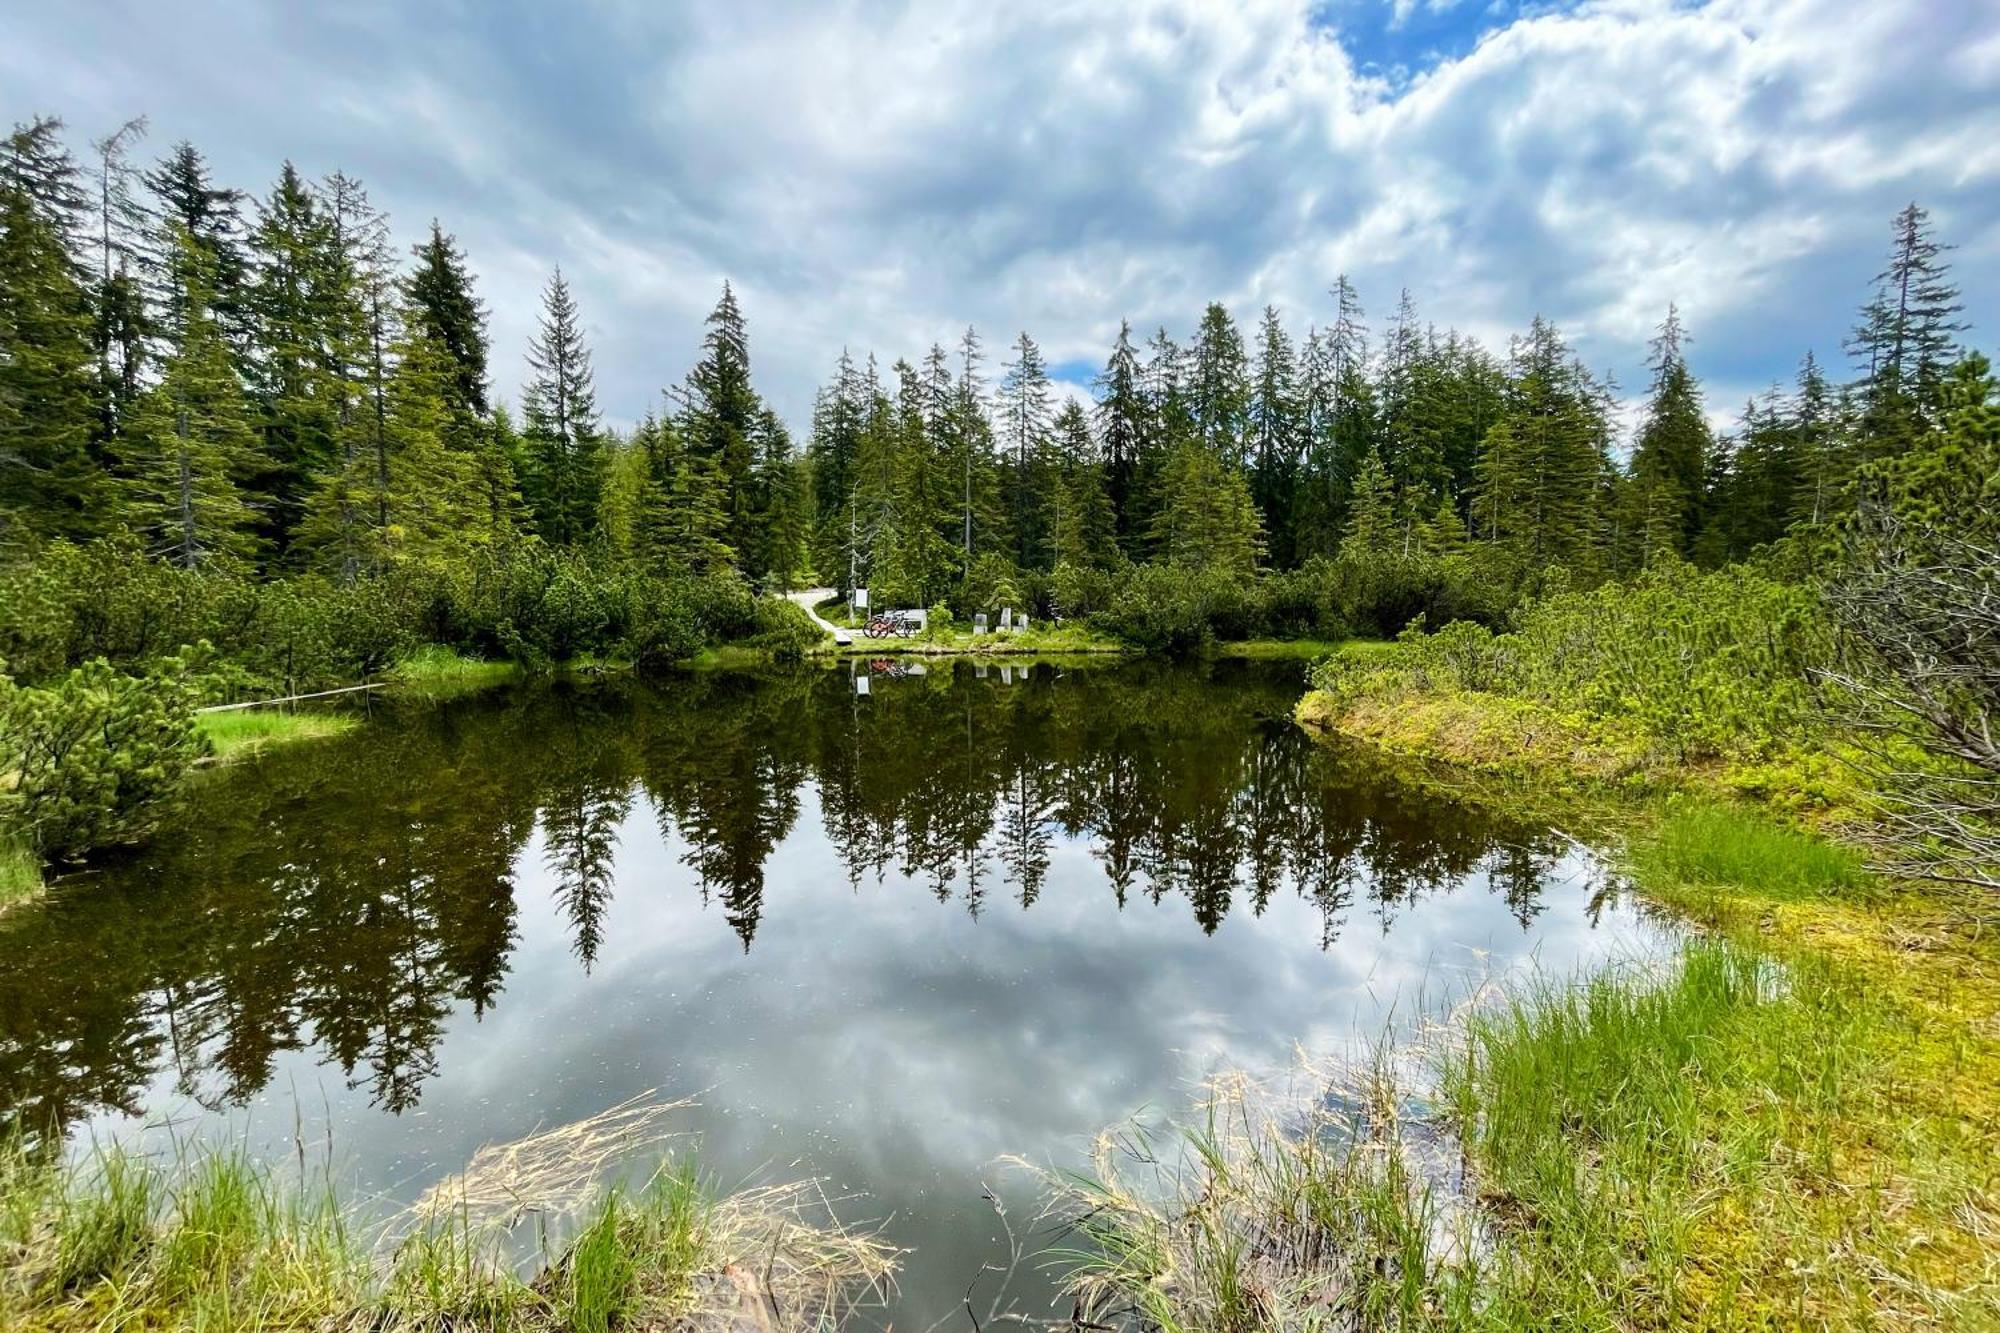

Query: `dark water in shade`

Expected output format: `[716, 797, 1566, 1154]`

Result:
[0, 658, 1670, 1325]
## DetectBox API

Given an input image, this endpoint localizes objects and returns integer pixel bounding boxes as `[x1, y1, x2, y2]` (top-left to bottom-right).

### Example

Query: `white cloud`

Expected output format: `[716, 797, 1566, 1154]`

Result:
[5, 0, 1995, 434]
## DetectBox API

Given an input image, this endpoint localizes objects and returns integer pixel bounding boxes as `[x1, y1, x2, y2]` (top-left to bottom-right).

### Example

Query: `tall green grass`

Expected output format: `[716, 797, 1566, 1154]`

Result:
[1046, 923, 1988, 1328]
[1630, 800, 1869, 901]
[197, 708, 358, 761]
[0, 1131, 890, 1332]
[389, 644, 520, 694]
[0, 835, 41, 910]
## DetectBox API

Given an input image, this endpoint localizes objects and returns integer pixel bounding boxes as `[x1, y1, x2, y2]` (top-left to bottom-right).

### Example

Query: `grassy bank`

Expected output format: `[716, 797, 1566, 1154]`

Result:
[1044, 800, 2000, 1328]
[0, 836, 39, 912]
[0, 1102, 894, 1332]
[389, 644, 523, 695]
[1208, 637, 1350, 660]
[196, 707, 360, 762]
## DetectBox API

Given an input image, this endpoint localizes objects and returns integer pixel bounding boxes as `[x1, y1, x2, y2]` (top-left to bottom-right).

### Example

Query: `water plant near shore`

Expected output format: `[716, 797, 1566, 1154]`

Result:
[0, 1099, 896, 1332]
[1037, 801, 1999, 1330]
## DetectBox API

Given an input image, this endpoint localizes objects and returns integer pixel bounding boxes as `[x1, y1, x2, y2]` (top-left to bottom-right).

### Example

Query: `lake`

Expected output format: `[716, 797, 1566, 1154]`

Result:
[0, 658, 1670, 1326]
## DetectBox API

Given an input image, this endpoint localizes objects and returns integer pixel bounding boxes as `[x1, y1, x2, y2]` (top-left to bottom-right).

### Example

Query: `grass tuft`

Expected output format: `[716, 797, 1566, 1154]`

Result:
[196, 708, 357, 761]
[0, 1099, 895, 1332]
[0, 835, 42, 911]
[1630, 799, 1870, 901]
[388, 645, 521, 696]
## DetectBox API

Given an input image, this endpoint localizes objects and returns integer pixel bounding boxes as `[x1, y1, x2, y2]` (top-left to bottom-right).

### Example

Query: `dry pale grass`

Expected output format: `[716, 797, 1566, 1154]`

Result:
[408, 1092, 695, 1230]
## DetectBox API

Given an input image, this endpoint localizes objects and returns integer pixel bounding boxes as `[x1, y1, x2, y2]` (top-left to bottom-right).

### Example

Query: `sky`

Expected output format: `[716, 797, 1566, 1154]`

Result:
[6, 0, 1996, 441]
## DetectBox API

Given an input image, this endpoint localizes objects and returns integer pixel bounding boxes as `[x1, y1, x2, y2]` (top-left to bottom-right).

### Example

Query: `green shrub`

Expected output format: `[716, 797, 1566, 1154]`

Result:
[747, 596, 822, 662]
[1312, 560, 1835, 762]
[0, 649, 210, 861]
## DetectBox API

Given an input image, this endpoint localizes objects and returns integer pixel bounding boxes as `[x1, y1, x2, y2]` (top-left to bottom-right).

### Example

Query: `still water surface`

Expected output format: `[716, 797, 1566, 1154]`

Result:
[1, 659, 1670, 1323]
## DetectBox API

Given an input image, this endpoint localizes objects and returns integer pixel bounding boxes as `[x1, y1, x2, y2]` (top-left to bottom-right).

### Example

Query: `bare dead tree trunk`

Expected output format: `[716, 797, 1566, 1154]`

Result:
[1821, 506, 2000, 898]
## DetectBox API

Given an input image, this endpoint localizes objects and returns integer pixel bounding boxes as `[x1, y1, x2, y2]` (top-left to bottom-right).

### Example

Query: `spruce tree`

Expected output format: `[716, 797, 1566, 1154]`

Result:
[124, 234, 260, 568]
[876, 360, 959, 605]
[1295, 276, 1377, 559]
[1048, 399, 1116, 570]
[519, 267, 603, 545]
[1629, 305, 1712, 560]
[1790, 352, 1842, 528]
[1149, 441, 1262, 573]
[1093, 318, 1146, 551]
[997, 331, 1053, 569]
[1340, 447, 1396, 557]
[1473, 317, 1609, 571]
[87, 117, 149, 457]
[633, 409, 730, 575]
[405, 220, 489, 417]
[0, 118, 111, 546]
[682, 282, 759, 571]
[807, 349, 868, 587]
[753, 408, 808, 586]
[315, 169, 395, 572]
[1189, 302, 1249, 464]
[144, 141, 252, 368]
[1248, 304, 1301, 564]
[245, 162, 336, 551]
[1848, 202, 1964, 453]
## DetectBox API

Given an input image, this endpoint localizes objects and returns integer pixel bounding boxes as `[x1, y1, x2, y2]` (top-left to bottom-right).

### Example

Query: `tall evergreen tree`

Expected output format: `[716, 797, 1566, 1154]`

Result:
[87, 117, 149, 457]
[633, 408, 730, 575]
[1474, 317, 1609, 570]
[1189, 302, 1249, 464]
[807, 348, 868, 588]
[519, 267, 603, 545]
[1848, 202, 1964, 454]
[1248, 304, 1301, 565]
[144, 141, 252, 367]
[124, 233, 260, 568]
[1049, 399, 1117, 570]
[682, 282, 760, 570]
[0, 117, 110, 546]
[1295, 275, 1375, 559]
[245, 162, 336, 550]
[1628, 304, 1712, 562]
[1149, 441, 1262, 573]
[1341, 447, 1396, 558]
[314, 169, 395, 572]
[752, 407, 808, 585]
[997, 331, 1053, 568]
[1094, 318, 1146, 552]
[405, 220, 489, 417]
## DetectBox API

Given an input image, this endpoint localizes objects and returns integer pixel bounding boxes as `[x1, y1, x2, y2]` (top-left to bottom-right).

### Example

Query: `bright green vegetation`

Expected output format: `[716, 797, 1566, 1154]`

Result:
[1211, 637, 1349, 660]
[0, 1122, 893, 1332]
[1047, 803, 2000, 1329]
[0, 653, 208, 865]
[1630, 798, 1870, 902]
[196, 707, 358, 761]
[0, 836, 39, 910]
[390, 645, 521, 691]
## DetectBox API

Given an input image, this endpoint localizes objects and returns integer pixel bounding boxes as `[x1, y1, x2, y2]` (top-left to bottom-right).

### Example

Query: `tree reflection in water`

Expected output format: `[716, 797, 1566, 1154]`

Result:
[0, 660, 1583, 1147]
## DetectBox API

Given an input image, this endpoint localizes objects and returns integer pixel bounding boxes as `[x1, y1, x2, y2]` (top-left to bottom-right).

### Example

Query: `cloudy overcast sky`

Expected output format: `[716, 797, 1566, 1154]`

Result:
[7, 0, 1996, 439]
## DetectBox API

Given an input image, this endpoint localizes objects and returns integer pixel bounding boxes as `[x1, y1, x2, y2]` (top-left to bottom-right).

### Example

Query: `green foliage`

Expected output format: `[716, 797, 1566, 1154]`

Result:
[747, 596, 822, 661]
[1316, 561, 1833, 761]
[0, 648, 209, 860]
[0, 538, 769, 699]
[0, 834, 38, 908]
[518, 267, 603, 546]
